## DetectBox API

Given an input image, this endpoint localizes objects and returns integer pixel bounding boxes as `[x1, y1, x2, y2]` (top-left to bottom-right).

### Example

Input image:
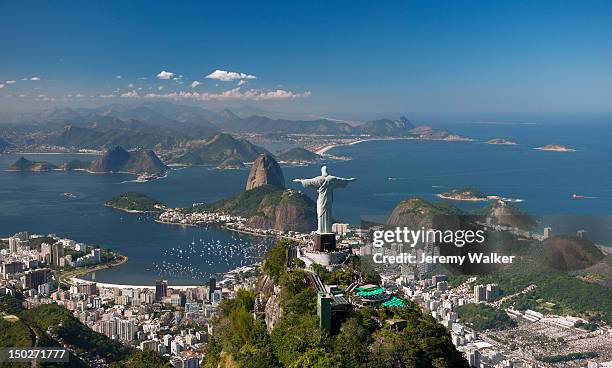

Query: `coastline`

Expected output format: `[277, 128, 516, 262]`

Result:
[59, 253, 129, 287]
[436, 194, 499, 202]
[315, 137, 415, 155]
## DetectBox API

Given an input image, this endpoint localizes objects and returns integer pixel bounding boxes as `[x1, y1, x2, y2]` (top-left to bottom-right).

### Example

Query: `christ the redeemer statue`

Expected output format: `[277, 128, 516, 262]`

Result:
[293, 166, 356, 234]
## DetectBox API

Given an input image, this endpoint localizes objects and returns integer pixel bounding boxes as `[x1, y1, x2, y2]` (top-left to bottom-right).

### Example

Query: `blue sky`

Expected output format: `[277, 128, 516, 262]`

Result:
[1, 0, 611, 115]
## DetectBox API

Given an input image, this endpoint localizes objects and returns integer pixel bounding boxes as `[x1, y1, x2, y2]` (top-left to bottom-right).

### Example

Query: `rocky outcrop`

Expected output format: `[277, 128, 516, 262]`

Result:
[89, 146, 168, 176]
[245, 154, 285, 190]
[264, 293, 282, 332]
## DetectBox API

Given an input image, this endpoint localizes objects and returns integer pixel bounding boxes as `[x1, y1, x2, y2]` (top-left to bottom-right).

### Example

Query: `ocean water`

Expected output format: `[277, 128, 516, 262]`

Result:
[1, 118, 611, 285]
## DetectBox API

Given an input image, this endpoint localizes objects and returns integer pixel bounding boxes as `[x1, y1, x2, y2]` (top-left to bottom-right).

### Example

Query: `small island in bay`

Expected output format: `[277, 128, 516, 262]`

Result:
[7, 157, 59, 171]
[6, 146, 170, 181]
[105, 192, 166, 213]
[436, 187, 496, 201]
[535, 144, 576, 152]
[487, 138, 517, 145]
[276, 147, 322, 164]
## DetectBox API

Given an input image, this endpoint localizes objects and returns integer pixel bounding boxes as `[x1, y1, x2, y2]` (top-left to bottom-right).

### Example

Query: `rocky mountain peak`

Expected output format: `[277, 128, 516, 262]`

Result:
[245, 154, 285, 190]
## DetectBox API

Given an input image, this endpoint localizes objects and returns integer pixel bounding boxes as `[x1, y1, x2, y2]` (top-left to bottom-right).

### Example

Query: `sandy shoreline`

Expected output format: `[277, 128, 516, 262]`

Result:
[315, 137, 415, 155]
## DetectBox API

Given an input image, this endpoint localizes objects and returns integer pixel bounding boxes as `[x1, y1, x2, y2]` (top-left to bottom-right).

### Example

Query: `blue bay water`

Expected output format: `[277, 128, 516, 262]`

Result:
[1, 119, 611, 285]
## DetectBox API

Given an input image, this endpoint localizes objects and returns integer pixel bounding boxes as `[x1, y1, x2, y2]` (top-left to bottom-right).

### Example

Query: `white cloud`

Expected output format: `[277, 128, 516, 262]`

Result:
[30, 76, 41, 81]
[19, 94, 27, 97]
[115, 75, 122, 79]
[205, 69, 257, 81]
[138, 87, 310, 101]
[157, 86, 164, 91]
[128, 83, 134, 88]
[5, 80, 16, 84]
[99, 94, 115, 98]
[244, 89, 311, 100]
[120, 90, 139, 98]
[237, 80, 247, 86]
[191, 81, 201, 88]
[0, 84, 4, 89]
[75, 93, 85, 98]
[156, 70, 175, 80]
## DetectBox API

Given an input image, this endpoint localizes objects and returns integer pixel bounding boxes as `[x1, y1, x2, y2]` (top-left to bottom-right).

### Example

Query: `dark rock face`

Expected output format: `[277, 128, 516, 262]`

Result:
[89, 146, 168, 175]
[245, 154, 285, 190]
[89, 146, 130, 172]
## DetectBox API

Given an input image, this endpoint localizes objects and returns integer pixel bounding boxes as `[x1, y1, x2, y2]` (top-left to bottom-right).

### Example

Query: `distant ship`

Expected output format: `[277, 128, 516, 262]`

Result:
[571, 194, 594, 199]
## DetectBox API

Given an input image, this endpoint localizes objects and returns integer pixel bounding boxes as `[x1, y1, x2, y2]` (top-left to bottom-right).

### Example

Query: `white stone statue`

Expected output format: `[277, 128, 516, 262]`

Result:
[293, 166, 356, 234]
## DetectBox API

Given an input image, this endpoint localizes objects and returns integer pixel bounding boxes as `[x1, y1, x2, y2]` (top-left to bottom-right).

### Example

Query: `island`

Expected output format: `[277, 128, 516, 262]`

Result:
[276, 147, 322, 164]
[535, 144, 576, 152]
[6, 146, 170, 180]
[436, 187, 494, 201]
[105, 192, 166, 213]
[487, 138, 517, 145]
[6, 157, 59, 171]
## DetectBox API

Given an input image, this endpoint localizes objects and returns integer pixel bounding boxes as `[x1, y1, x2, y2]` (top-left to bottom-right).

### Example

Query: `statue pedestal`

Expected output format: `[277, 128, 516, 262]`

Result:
[314, 233, 336, 252]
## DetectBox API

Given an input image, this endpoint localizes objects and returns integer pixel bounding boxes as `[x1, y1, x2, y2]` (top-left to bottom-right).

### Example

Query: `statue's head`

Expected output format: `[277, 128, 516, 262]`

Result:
[321, 165, 328, 177]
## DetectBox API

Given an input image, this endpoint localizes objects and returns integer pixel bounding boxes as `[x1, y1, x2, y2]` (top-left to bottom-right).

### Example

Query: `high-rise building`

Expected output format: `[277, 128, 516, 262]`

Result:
[208, 277, 217, 301]
[155, 280, 168, 301]
[1, 261, 24, 277]
[8, 237, 19, 253]
[38, 282, 52, 296]
[474, 285, 486, 303]
[332, 223, 349, 235]
[51, 243, 64, 267]
[22, 268, 50, 289]
[467, 347, 481, 368]
[140, 340, 159, 352]
[543, 227, 552, 239]
[117, 319, 136, 342]
[577, 230, 588, 239]
[485, 284, 499, 301]
[92, 248, 101, 263]
[432, 274, 448, 286]
[76, 282, 97, 295]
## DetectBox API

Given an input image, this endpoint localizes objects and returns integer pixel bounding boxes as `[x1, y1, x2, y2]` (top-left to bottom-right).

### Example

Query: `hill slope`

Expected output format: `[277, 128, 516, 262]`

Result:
[89, 146, 169, 176]
[7, 157, 58, 171]
[170, 133, 270, 166]
[193, 185, 317, 233]
[276, 147, 322, 163]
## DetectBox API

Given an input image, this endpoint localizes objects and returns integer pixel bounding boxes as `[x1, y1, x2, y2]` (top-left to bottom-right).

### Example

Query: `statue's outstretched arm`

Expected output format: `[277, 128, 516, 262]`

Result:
[329, 176, 356, 189]
[292, 177, 322, 188]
